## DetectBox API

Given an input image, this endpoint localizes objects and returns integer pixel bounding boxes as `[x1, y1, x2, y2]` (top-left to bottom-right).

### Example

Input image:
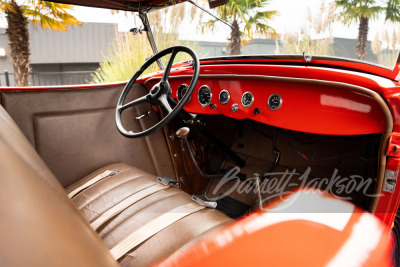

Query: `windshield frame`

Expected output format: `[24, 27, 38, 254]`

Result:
[196, 54, 400, 81]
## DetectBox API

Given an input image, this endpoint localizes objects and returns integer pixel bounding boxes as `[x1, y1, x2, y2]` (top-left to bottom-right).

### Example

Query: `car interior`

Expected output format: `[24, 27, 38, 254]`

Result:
[0, 43, 394, 266]
[0, 0, 398, 265]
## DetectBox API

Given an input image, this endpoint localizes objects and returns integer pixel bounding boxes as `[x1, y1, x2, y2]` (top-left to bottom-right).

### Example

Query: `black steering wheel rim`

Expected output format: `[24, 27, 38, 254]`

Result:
[116, 46, 199, 138]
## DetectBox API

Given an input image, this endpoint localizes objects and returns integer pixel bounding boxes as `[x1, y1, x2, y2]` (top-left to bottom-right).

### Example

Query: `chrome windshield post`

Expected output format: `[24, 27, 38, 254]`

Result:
[139, 11, 165, 70]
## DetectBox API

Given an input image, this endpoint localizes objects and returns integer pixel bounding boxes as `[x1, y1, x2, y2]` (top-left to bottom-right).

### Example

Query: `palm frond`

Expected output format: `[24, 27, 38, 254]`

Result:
[23, 1, 81, 31]
[386, 0, 400, 21]
[204, 0, 278, 53]
[335, 0, 400, 24]
[201, 18, 219, 33]
[0, 1, 14, 12]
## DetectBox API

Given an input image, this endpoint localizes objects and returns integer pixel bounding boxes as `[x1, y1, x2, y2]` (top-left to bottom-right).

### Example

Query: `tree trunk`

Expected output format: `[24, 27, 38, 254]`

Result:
[356, 16, 369, 61]
[228, 20, 241, 55]
[6, 1, 31, 87]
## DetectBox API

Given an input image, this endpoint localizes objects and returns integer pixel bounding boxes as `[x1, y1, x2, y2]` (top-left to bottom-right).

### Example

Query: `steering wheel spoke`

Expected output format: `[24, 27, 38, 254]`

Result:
[161, 49, 178, 82]
[159, 94, 173, 114]
[119, 95, 148, 111]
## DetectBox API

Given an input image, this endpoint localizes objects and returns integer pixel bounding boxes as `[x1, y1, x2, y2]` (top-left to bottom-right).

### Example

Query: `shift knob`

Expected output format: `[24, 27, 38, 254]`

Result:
[176, 127, 190, 139]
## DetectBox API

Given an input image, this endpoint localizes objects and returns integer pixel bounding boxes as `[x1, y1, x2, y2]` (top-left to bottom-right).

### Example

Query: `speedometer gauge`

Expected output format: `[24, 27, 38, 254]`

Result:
[197, 85, 212, 107]
[176, 84, 189, 101]
[241, 92, 254, 107]
[268, 94, 282, 110]
[219, 90, 230, 105]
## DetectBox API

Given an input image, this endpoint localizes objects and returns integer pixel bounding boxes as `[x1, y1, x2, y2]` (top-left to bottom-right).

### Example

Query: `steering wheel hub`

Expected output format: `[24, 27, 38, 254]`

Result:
[150, 86, 159, 94]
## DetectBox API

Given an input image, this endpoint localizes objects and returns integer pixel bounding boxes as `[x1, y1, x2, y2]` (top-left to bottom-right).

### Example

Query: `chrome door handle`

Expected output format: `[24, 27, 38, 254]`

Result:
[135, 111, 151, 120]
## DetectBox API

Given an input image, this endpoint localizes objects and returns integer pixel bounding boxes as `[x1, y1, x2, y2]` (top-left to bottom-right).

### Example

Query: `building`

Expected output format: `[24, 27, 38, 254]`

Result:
[196, 39, 280, 58]
[196, 37, 378, 63]
[0, 22, 116, 86]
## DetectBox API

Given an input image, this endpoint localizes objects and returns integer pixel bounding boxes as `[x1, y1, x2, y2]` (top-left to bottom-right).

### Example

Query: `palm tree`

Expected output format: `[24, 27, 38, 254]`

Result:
[0, 1, 81, 86]
[335, 0, 400, 61]
[203, 0, 277, 55]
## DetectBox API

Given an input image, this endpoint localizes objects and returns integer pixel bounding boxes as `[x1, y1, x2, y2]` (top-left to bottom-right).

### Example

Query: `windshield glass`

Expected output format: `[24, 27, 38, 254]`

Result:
[78, 0, 400, 84]
[143, 0, 400, 69]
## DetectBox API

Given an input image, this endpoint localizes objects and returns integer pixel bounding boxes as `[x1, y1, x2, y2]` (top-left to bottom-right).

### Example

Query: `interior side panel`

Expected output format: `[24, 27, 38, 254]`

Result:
[1, 86, 124, 146]
[33, 108, 157, 187]
[0, 84, 175, 187]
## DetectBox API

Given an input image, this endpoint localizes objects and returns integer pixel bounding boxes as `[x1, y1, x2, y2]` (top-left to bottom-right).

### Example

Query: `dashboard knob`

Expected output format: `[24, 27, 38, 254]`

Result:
[231, 103, 239, 112]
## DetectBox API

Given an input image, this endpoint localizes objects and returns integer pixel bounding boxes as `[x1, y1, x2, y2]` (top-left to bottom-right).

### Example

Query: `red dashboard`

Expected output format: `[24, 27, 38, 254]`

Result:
[144, 67, 388, 136]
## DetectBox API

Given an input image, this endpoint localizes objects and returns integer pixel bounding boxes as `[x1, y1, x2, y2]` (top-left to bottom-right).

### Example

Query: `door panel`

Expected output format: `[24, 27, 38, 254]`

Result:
[0, 83, 175, 187]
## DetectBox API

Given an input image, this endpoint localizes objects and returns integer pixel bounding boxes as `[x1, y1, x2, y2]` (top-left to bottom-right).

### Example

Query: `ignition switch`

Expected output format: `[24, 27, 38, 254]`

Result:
[231, 103, 239, 112]
[254, 108, 261, 115]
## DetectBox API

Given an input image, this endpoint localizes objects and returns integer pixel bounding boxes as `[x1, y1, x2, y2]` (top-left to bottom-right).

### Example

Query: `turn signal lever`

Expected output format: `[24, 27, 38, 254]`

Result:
[176, 127, 222, 179]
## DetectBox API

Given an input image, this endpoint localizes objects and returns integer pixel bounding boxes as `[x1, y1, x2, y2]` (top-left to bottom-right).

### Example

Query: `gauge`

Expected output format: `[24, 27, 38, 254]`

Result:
[176, 84, 190, 101]
[268, 94, 282, 110]
[197, 85, 212, 107]
[219, 90, 230, 105]
[241, 92, 254, 107]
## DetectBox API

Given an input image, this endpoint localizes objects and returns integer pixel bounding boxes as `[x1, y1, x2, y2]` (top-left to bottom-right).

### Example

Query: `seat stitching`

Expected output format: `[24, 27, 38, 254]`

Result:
[78, 174, 155, 211]
[88, 183, 165, 223]
[121, 213, 233, 261]
[100, 190, 182, 241]
[73, 168, 146, 201]
[76, 174, 145, 210]
[100, 190, 180, 239]
[68, 165, 130, 196]
[73, 168, 138, 201]
[76, 173, 151, 210]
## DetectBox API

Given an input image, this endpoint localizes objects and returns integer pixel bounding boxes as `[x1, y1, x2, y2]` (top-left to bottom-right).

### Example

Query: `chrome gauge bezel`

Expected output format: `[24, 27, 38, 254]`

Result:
[176, 83, 190, 102]
[197, 85, 212, 107]
[241, 91, 254, 108]
[268, 93, 282, 111]
[219, 89, 230, 105]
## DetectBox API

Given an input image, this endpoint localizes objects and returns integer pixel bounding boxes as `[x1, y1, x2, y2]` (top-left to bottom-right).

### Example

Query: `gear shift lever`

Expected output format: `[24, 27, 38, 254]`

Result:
[176, 127, 190, 139]
[175, 127, 222, 179]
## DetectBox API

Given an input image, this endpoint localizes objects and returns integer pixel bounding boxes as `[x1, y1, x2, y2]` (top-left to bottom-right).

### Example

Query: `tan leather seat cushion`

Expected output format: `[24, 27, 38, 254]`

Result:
[70, 163, 233, 267]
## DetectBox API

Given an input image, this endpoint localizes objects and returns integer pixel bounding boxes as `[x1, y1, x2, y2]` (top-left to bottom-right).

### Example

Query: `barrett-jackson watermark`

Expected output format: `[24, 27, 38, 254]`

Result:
[208, 166, 380, 203]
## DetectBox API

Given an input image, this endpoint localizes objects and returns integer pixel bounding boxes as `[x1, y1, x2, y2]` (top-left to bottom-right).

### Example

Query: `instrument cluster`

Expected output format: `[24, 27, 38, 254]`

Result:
[176, 83, 282, 114]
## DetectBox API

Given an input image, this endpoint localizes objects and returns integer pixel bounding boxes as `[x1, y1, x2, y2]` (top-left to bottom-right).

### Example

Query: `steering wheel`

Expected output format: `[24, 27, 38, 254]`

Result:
[116, 46, 199, 138]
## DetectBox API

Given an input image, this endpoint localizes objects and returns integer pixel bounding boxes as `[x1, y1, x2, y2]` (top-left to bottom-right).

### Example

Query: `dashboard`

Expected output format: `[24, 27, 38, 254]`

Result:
[144, 75, 387, 136]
